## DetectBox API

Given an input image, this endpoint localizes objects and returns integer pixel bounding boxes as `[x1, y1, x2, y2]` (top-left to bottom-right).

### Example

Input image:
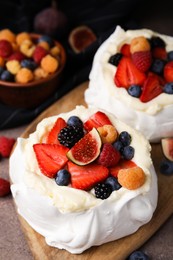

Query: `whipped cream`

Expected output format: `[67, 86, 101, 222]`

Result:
[85, 26, 173, 142]
[10, 106, 158, 254]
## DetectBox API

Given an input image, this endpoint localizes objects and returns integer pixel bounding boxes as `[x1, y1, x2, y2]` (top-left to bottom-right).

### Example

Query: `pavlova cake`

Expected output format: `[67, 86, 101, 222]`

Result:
[85, 26, 173, 142]
[9, 106, 158, 254]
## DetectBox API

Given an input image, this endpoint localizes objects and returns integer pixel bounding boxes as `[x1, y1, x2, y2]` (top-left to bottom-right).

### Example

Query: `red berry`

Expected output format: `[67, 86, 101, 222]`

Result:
[120, 44, 131, 57]
[68, 161, 109, 190]
[110, 159, 137, 177]
[140, 74, 163, 103]
[46, 117, 67, 144]
[33, 143, 69, 178]
[0, 136, 16, 158]
[0, 178, 11, 197]
[164, 61, 173, 82]
[33, 46, 48, 64]
[114, 57, 146, 88]
[84, 111, 112, 132]
[97, 143, 121, 167]
[132, 51, 152, 72]
[0, 40, 13, 58]
[8, 51, 25, 62]
[152, 47, 167, 60]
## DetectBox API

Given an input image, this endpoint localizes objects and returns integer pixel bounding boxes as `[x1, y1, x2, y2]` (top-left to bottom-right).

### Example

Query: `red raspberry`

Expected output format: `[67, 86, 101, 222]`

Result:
[97, 143, 121, 167]
[132, 51, 152, 72]
[33, 46, 48, 64]
[0, 178, 11, 197]
[0, 136, 16, 158]
[0, 40, 13, 58]
[8, 51, 25, 62]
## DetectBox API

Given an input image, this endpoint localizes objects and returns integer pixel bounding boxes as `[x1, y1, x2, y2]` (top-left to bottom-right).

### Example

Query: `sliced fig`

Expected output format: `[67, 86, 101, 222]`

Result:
[67, 128, 102, 165]
[161, 138, 173, 161]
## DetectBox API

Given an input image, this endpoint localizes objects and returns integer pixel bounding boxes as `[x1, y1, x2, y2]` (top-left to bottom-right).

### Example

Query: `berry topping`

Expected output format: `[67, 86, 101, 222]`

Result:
[110, 159, 137, 178]
[118, 166, 145, 190]
[58, 125, 84, 148]
[8, 51, 25, 62]
[150, 59, 165, 75]
[114, 57, 146, 88]
[160, 160, 173, 176]
[94, 183, 112, 199]
[67, 128, 102, 165]
[0, 178, 11, 197]
[120, 44, 131, 57]
[164, 61, 173, 82]
[150, 36, 166, 48]
[21, 59, 38, 70]
[68, 161, 109, 190]
[0, 70, 14, 81]
[131, 51, 152, 72]
[33, 45, 48, 64]
[97, 143, 120, 167]
[97, 125, 118, 144]
[0, 136, 15, 158]
[67, 116, 83, 128]
[163, 82, 173, 94]
[33, 143, 69, 178]
[55, 169, 71, 186]
[128, 250, 149, 260]
[119, 131, 131, 147]
[140, 74, 163, 102]
[122, 145, 135, 160]
[84, 111, 112, 132]
[46, 117, 67, 144]
[127, 84, 142, 98]
[108, 53, 123, 66]
[0, 39, 13, 58]
[105, 176, 121, 191]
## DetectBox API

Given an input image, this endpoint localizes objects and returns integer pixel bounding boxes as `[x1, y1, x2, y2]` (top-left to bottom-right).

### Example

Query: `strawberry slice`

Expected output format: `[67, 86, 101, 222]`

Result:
[46, 117, 67, 144]
[110, 159, 137, 178]
[33, 143, 69, 178]
[114, 57, 146, 88]
[120, 44, 131, 57]
[84, 111, 112, 132]
[140, 74, 163, 102]
[164, 61, 173, 82]
[68, 161, 109, 190]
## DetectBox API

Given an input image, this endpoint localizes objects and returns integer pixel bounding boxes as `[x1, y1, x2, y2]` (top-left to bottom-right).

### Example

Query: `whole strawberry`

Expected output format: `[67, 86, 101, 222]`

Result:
[0, 136, 16, 158]
[132, 51, 152, 72]
[97, 143, 120, 167]
[0, 178, 11, 197]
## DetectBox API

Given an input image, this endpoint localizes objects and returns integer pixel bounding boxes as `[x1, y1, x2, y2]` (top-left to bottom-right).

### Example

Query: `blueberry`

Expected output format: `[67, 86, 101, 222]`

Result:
[163, 82, 173, 94]
[0, 66, 4, 76]
[119, 131, 131, 146]
[128, 85, 142, 98]
[105, 176, 121, 191]
[0, 70, 14, 81]
[150, 36, 166, 48]
[168, 50, 173, 61]
[160, 160, 173, 175]
[128, 250, 150, 260]
[113, 140, 124, 152]
[55, 169, 71, 186]
[122, 145, 135, 160]
[67, 116, 83, 128]
[38, 35, 54, 47]
[150, 59, 165, 75]
[21, 59, 37, 70]
[108, 53, 123, 66]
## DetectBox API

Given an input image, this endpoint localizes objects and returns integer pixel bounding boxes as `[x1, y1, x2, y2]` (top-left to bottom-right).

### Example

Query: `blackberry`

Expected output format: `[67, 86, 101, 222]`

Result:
[58, 125, 84, 148]
[94, 183, 112, 200]
[108, 53, 123, 66]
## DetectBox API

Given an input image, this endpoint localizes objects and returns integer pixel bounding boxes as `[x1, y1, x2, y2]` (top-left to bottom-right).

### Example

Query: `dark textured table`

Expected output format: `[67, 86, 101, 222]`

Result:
[1, 2, 173, 259]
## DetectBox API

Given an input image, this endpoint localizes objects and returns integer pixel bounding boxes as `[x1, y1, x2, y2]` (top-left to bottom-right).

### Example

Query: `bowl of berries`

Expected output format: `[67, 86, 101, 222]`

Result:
[0, 29, 66, 108]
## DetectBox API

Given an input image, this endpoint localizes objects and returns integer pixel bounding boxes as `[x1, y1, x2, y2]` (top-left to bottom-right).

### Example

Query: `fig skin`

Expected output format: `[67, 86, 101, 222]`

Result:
[161, 138, 173, 161]
[34, 7, 68, 38]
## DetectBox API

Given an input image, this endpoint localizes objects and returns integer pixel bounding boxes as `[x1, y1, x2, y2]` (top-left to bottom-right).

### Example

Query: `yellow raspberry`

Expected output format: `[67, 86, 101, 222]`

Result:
[97, 125, 118, 144]
[6, 60, 21, 75]
[130, 36, 150, 54]
[16, 32, 31, 46]
[118, 166, 145, 190]
[20, 40, 36, 57]
[41, 54, 59, 73]
[38, 41, 50, 51]
[50, 45, 61, 56]
[0, 56, 5, 67]
[34, 67, 48, 80]
[0, 29, 16, 43]
[15, 68, 34, 83]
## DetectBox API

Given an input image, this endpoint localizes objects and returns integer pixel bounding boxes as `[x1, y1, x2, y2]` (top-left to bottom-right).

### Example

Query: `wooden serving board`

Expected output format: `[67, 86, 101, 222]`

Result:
[19, 81, 173, 260]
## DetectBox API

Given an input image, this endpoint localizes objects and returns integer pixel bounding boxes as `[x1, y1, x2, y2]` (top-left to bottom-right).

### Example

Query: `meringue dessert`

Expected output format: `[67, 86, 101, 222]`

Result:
[10, 106, 158, 254]
[85, 26, 173, 142]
